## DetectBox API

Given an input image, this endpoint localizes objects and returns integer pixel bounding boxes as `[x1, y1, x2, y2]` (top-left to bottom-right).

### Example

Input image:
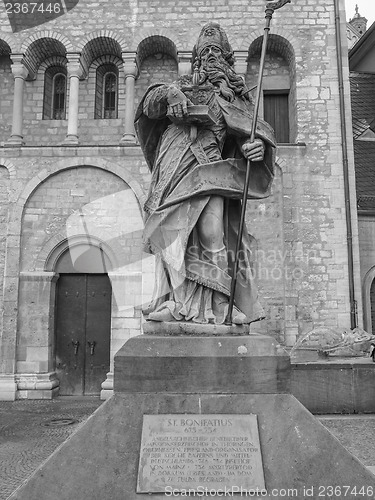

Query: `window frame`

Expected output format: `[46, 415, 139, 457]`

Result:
[102, 71, 118, 119]
[51, 72, 67, 120]
[95, 64, 119, 120]
[43, 65, 67, 121]
[263, 89, 290, 144]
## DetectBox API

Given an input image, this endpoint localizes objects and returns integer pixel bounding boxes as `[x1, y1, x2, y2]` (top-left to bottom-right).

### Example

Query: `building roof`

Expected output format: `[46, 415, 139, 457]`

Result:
[354, 141, 375, 194]
[350, 73, 375, 210]
[350, 73, 375, 124]
[349, 21, 375, 71]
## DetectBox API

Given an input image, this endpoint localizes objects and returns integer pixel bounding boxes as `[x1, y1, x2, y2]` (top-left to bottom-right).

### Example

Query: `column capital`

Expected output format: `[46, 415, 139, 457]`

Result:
[234, 50, 248, 76]
[10, 54, 29, 80]
[19, 271, 59, 283]
[121, 52, 139, 78]
[178, 50, 193, 76]
[66, 53, 85, 79]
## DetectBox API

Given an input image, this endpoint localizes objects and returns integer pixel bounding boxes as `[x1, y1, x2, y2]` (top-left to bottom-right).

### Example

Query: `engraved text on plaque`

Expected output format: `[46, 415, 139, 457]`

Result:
[137, 414, 265, 493]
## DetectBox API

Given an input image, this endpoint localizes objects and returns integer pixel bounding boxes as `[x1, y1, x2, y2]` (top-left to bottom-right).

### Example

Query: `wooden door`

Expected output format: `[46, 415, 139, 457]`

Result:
[55, 274, 111, 396]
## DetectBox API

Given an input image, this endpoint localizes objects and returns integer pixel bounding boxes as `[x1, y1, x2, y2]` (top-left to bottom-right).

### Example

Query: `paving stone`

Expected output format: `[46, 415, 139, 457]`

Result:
[0, 397, 102, 500]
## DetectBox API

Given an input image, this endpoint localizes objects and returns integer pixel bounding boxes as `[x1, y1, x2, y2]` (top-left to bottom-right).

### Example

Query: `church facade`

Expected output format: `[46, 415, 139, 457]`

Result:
[0, 0, 360, 400]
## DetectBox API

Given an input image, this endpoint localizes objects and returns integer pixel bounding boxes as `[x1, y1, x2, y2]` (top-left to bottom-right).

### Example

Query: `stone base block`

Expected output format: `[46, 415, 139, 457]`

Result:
[0, 374, 17, 401]
[114, 334, 290, 394]
[100, 371, 114, 400]
[119, 131, 137, 144]
[291, 358, 375, 413]
[16, 372, 59, 400]
[17, 387, 59, 399]
[142, 320, 250, 335]
[9, 392, 375, 500]
[4, 136, 24, 147]
[63, 134, 79, 145]
[100, 389, 113, 400]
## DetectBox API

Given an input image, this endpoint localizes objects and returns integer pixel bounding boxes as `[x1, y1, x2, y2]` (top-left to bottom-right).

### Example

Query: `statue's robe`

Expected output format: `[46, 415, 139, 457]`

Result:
[135, 81, 276, 323]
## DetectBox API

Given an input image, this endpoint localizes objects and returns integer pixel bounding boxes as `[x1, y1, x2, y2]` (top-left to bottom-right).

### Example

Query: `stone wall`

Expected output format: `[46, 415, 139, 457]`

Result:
[135, 54, 178, 109]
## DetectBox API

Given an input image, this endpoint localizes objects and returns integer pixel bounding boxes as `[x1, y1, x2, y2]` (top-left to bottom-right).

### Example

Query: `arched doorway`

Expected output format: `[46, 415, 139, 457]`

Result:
[371, 279, 375, 336]
[55, 245, 112, 395]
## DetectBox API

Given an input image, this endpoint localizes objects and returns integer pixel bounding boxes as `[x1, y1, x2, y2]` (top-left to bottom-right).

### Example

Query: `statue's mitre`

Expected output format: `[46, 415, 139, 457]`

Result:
[193, 22, 234, 64]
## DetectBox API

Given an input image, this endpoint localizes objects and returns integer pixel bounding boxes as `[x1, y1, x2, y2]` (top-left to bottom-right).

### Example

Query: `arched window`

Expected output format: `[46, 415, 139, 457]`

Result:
[248, 35, 296, 143]
[95, 64, 118, 119]
[43, 66, 67, 120]
[52, 73, 67, 120]
[103, 72, 117, 118]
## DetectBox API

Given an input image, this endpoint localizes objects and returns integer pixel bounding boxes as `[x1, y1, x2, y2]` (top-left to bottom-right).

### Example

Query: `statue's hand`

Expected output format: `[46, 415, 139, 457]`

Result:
[167, 86, 190, 119]
[241, 138, 265, 161]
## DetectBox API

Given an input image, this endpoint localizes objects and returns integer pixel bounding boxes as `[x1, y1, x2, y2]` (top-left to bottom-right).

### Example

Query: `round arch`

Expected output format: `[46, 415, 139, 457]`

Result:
[44, 235, 119, 273]
[14, 157, 146, 217]
[248, 32, 296, 68]
[136, 35, 178, 67]
[0, 32, 19, 54]
[0, 158, 17, 179]
[21, 30, 73, 54]
[363, 266, 375, 333]
[16, 162, 145, 274]
[132, 29, 182, 52]
[240, 27, 300, 58]
[39, 55, 68, 72]
[22, 36, 69, 78]
[39, 231, 124, 273]
[0, 38, 11, 56]
[77, 30, 126, 54]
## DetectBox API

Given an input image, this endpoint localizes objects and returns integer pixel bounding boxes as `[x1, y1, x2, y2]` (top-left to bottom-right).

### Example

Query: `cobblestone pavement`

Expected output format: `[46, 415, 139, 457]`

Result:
[0, 397, 102, 500]
[0, 398, 374, 499]
[319, 415, 375, 469]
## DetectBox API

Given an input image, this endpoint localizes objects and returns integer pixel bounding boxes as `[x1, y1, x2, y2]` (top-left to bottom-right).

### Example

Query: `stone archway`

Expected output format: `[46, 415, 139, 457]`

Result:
[15, 164, 145, 399]
[363, 266, 375, 334]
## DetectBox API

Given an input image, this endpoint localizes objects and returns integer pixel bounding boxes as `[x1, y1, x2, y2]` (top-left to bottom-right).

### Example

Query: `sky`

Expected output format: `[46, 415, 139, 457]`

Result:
[345, 0, 375, 27]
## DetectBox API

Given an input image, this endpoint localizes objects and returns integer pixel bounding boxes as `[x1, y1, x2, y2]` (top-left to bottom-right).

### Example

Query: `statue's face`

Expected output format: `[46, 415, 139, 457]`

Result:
[200, 45, 222, 65]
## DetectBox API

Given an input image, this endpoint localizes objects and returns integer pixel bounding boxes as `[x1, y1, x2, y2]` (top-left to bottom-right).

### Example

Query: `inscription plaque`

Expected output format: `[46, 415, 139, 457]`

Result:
[137, 414, 265, 493]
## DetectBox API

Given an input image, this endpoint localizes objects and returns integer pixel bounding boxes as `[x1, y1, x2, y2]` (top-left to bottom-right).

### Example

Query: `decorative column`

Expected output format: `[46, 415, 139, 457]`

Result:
[178, 51, 193, 76]
[64, 53, 84, 145]
[6, 54, 29, 147]
[120, 52, 138, 144]
[234, 50, 248, 78]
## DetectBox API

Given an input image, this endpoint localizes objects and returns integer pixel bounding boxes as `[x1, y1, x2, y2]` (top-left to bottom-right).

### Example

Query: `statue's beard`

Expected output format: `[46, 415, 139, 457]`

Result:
[199, 54, 248, 102]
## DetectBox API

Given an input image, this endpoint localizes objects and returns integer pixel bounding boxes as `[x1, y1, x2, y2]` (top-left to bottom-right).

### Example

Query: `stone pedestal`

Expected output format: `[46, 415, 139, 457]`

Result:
[9, 332, 375, 500]
[114, 334, 290, 394]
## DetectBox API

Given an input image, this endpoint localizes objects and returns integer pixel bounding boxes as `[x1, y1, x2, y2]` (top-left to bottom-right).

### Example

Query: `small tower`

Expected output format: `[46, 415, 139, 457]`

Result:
[349, 4, 368, 36]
